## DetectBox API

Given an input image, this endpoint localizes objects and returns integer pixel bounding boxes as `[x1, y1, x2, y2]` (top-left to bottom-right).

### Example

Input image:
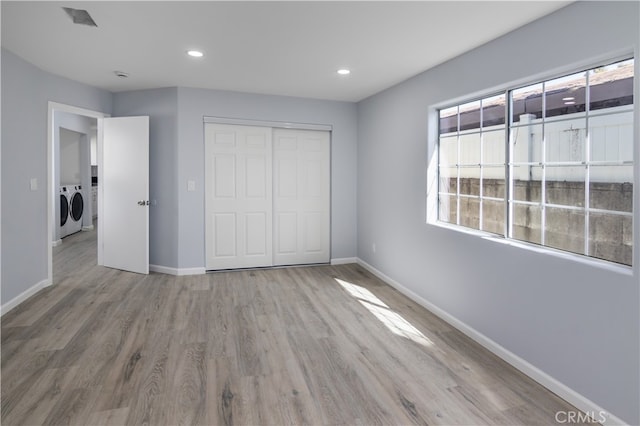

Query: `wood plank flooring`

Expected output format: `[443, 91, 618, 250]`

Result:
[2, 225, 587, 425]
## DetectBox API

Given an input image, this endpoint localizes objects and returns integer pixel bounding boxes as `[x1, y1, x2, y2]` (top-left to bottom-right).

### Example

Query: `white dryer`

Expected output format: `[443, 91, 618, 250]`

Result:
[59, 186, 71, 238]
[66, 184, 84, 236]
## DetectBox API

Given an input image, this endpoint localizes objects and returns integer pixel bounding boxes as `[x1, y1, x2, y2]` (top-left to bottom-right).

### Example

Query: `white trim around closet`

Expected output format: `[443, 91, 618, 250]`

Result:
[203, 116, 332, 132]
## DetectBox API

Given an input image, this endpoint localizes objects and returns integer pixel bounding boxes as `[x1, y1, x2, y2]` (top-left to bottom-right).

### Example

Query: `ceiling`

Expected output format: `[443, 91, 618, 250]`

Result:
[1, 1, 571, 102]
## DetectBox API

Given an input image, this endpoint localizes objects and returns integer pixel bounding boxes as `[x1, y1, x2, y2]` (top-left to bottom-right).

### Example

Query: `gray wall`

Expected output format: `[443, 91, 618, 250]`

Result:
[357, 2, 639, 424]
[113, 88, 179, 269]
[176, 87, 358, 268]
[1, 48, 112, 306]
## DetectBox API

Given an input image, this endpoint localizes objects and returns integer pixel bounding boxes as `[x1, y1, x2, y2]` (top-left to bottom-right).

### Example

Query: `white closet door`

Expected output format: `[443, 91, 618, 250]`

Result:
[273, 129, 330, 266]
[205, 124, 272, 270]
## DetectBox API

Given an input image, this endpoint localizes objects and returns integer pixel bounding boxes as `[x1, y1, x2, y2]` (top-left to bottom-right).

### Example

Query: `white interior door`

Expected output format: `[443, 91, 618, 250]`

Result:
[273, 128, 330, 266]
[101, 116, 149, 274]
[205, 124, 273, 269]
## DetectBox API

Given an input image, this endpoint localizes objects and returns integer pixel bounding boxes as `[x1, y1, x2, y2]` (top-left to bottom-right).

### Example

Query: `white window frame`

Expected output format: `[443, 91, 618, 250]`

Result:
[427, 56, 635, 271]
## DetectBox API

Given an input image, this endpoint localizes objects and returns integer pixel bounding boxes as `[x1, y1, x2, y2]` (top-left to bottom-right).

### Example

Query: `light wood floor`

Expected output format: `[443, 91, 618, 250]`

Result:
[2, 225, 586, 425]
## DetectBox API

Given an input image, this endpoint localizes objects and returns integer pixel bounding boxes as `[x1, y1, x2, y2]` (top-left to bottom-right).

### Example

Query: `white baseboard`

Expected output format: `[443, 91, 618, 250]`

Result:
[149, 265, 206, 276]
[331, 257, 358, 265]
[1, 278, 51, 317]
[177, 267, 206, 276]
[356, 258, 627, 426]
[52, 239, 62, 247]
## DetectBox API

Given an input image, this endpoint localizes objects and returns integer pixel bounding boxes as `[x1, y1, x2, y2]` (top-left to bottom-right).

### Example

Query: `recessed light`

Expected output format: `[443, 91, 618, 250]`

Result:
[114, 70, 129, 78]
[337, 69, 351, 75]
[562, 97, 575, 101]
[187, 50, 204, 58]
[564, 101, 576, 105]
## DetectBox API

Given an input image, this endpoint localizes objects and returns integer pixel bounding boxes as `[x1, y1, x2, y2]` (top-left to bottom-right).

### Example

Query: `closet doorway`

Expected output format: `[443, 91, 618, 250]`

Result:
[205, 122, 330, 270]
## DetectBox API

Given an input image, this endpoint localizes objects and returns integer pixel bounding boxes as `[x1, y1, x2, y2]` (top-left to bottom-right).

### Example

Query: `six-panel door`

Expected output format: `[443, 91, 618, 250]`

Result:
[273, 128, 330, 266]
[205, 124, 273, 270]
[205, 123, 330, 270]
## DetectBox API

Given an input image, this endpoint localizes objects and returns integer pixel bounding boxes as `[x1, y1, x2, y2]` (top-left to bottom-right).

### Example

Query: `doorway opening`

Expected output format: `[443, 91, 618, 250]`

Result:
[47, 102, 108, 285]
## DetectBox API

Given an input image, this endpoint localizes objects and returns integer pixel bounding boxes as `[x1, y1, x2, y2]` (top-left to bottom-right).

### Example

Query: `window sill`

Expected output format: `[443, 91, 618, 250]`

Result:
[428, 221, 633, 276]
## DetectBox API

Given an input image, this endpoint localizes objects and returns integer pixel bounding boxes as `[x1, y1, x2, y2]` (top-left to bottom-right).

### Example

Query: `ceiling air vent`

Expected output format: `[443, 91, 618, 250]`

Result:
[62, 7, 98, 27]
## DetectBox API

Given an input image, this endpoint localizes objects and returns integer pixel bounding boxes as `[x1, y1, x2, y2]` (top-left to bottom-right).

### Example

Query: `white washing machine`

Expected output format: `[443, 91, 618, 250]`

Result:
[66, 184, 84, 236]
[59, 186, 71, 238]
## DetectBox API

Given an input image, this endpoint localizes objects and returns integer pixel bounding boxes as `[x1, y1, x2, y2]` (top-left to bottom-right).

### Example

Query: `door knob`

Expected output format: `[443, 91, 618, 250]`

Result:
[138, 200, 149, 206]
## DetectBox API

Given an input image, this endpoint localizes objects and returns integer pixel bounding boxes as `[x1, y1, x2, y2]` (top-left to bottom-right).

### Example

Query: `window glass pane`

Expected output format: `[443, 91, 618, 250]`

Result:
[439, 194, 457, 224]
[589, 165, 633, 212]
[439, 167, 458, 195]
[459, 100, 481, 132]
[482, 167, 505, 199]
[589, 112, 633, 163]
[438, 57, 633, 266]
[482, 199, 504, 235]
[511, 203, 541, 244]
[439, 106, 458, 134]
[459, 133, 480, 165]
[512, 166, 542, 202]
[482, 129, 505, 164]
[439, 136, 458, 167]
[512, 83, 543, 123]
[545, 207, 585, 254]
[545, 117, 586, 162]
[459, 197, 479, 229]
[589, 212, 632, 265]
[589, 59, 634, 112]
[545, 71, 587, 119]
[482, 94, 506, 128]
[545, 166, 585, 206]
[459, 167, 480, 196]
[511, 124, 542, 163]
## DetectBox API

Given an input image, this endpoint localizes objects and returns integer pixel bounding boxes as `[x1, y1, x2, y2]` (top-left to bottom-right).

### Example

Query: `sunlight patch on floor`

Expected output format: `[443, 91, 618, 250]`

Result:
[335, 278, 433, 347]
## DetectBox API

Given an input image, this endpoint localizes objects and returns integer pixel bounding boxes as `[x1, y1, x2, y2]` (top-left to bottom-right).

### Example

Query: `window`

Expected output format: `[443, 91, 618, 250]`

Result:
[437, 58, 634, 266]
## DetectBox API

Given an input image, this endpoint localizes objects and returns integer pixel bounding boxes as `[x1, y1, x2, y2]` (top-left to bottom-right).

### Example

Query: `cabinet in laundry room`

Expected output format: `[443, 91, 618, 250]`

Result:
[60, 128, 82, 184]
[92, 186, 98, 218]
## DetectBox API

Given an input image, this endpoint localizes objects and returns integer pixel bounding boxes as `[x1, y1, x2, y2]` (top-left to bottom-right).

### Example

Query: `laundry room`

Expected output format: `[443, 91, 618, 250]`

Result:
[53, 110, 97, 245]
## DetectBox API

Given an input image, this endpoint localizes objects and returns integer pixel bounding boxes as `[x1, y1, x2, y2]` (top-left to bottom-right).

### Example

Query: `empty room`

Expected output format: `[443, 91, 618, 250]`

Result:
[1, 1, 638, 425]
